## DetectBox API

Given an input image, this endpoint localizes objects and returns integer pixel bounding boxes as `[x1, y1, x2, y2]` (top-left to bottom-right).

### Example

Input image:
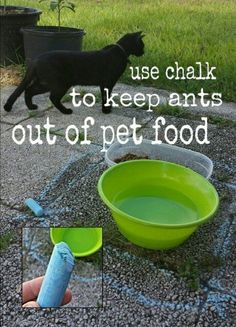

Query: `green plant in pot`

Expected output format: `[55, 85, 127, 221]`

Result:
[45, 0, 76, 31]
[21, 0, 85, 66]
[0, 2, 41, 66]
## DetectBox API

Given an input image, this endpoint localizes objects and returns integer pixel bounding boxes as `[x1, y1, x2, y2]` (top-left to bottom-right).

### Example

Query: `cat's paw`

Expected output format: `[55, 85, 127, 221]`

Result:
[4, 103, 12, 112]
[102, 107, 112, 114]
[28, 104, 38, 110]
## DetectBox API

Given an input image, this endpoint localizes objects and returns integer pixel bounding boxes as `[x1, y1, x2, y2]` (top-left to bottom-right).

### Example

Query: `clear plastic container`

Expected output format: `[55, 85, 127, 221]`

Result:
[105, 138, 213, 179]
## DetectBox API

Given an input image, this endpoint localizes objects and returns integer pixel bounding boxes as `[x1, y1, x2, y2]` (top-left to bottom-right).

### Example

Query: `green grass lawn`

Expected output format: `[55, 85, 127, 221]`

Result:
[10, 0, 236, 101]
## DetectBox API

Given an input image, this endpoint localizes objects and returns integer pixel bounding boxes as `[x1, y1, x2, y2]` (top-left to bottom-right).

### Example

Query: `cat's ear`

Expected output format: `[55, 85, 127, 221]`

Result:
[137, 31, 145, 38]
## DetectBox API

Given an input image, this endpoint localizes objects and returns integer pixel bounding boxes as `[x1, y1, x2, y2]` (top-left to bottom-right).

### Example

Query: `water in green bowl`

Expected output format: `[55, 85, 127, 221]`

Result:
[114, 185, 199, 225]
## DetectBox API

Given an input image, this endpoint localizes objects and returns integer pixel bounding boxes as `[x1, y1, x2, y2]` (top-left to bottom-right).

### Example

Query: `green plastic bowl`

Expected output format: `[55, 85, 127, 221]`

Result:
[98, 160, 219, 250]
[50, 227, 102, 257]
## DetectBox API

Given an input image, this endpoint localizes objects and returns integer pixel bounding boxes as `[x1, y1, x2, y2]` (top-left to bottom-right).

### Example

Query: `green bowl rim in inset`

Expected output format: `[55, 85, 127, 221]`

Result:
[50, 227, 103, 257]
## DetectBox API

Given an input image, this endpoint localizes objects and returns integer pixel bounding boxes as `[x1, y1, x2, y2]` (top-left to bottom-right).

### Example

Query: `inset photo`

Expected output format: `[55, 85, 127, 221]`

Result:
[22, 227, 103, 308]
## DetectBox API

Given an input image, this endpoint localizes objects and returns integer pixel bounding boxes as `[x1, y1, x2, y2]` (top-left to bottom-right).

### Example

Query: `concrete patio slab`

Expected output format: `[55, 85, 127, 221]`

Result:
[0, 84, 235, 326]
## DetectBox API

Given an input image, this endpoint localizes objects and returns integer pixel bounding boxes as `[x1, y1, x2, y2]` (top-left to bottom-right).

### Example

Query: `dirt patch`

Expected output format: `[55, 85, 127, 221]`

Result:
[0, 9, 25, 15]
[0, 66, 22, 87]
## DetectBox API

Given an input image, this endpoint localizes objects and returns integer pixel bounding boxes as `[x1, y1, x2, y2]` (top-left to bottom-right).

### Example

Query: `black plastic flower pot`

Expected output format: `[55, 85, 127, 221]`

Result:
[0, 6, 41, 66]
[21, 26, 86, 66]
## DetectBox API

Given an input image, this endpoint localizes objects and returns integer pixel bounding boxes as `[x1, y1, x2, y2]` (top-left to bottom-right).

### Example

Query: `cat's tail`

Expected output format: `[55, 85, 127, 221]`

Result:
[4, 65, 35, 112]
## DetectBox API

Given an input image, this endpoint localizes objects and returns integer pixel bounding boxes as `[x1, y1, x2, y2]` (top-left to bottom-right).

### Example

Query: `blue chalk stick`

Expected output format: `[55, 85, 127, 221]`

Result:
[25, 198, 44, 217]
[37, 242, 75, 308]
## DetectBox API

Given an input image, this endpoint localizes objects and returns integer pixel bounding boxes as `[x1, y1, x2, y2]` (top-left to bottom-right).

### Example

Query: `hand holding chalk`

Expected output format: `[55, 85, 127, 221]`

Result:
[37, 242, 75, 307]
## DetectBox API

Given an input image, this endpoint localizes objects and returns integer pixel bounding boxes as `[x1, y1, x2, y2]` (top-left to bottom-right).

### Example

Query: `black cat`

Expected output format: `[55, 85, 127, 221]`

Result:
[4, 31, 145, 115]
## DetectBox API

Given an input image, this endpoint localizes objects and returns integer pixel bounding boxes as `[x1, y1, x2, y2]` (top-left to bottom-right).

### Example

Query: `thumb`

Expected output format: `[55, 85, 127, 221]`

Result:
[23, 301, 40, 308]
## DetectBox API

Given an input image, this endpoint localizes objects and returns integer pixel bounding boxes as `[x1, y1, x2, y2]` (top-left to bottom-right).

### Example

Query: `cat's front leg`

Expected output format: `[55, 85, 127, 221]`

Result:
[49, 89, 73, 115]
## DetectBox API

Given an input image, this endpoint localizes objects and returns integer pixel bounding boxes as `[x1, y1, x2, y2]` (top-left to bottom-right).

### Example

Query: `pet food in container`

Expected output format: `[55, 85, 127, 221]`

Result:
[105, 138, 213, 179]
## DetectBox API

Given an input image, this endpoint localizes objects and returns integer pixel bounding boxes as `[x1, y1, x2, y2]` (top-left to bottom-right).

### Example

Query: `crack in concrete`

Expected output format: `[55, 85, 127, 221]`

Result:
[0, 199, 27, 213]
